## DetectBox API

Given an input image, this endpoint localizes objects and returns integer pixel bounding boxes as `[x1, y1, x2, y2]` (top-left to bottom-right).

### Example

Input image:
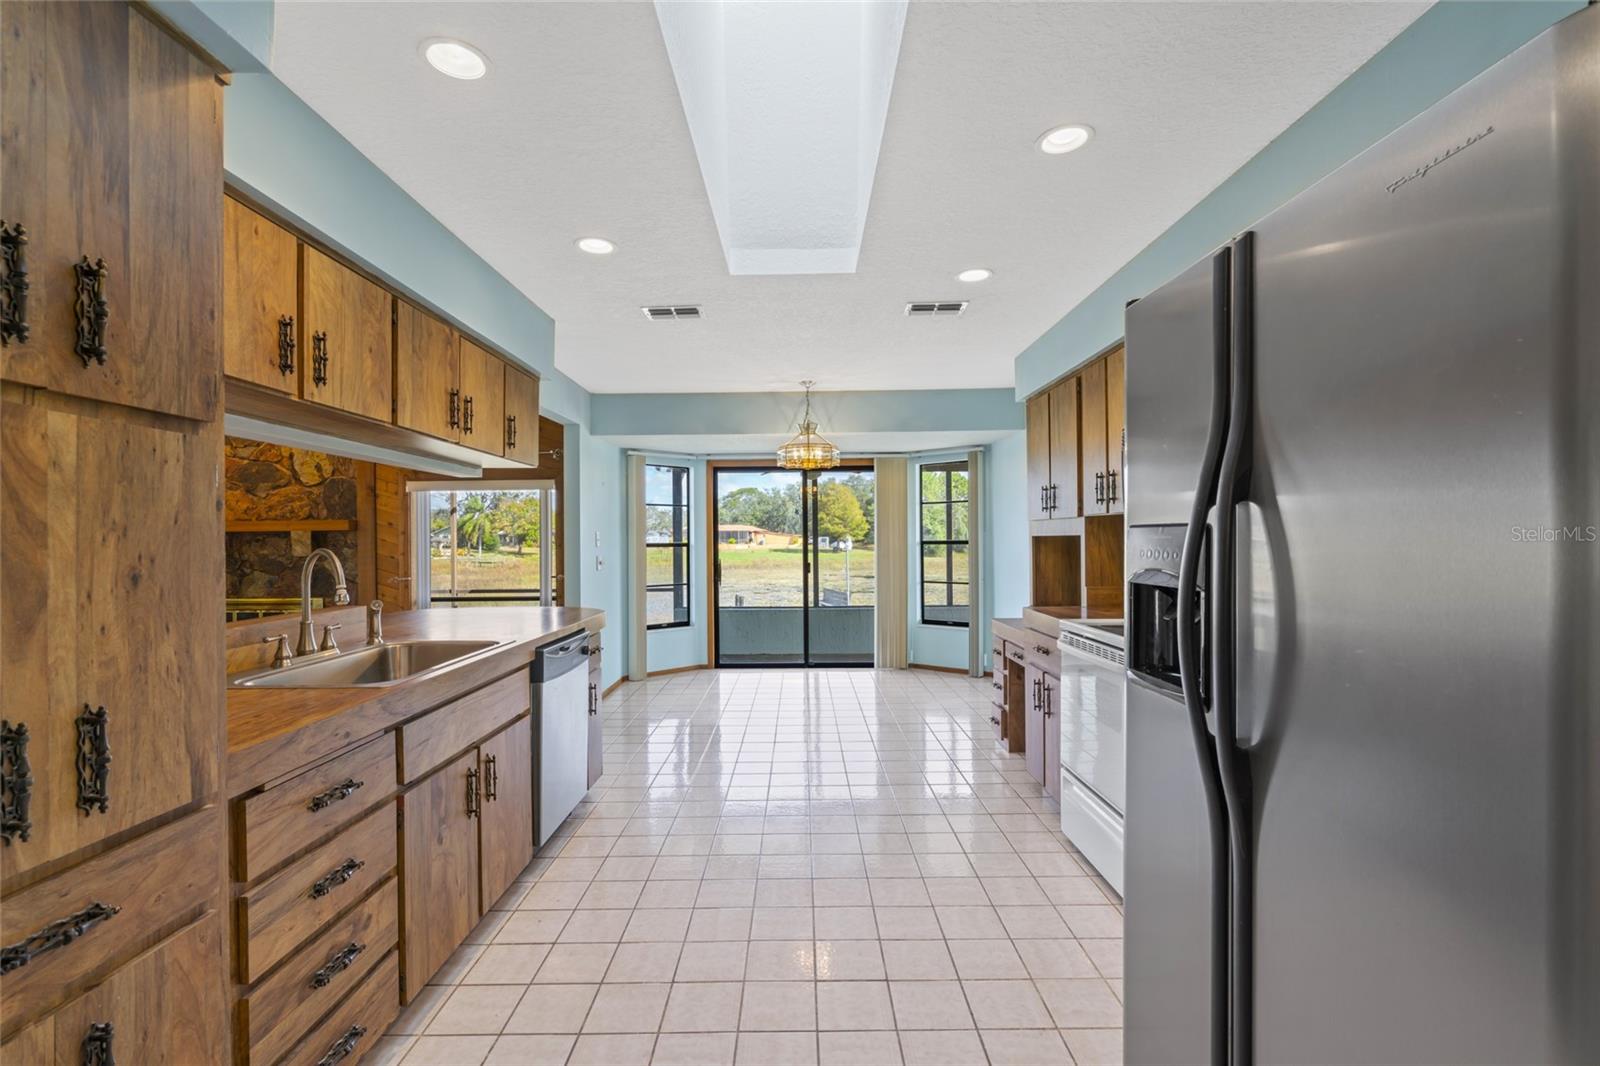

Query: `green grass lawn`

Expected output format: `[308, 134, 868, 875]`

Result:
[716, 545, 876, 607]
[430, 548, 542, 594]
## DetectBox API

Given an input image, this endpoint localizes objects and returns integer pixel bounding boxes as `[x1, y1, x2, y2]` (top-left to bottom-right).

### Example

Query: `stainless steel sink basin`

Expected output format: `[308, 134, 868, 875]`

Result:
[232, 640, 503, 688]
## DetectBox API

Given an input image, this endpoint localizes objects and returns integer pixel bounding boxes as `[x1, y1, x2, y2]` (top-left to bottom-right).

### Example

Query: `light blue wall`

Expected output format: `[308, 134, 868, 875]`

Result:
[1014, 0, 1586, 397]
[988, 431, 1030, 620]
[641, 455, 710, 673]
[592, 388, 1022, 438]
[149, 0, 274, 71]
[573, 430, 628, 689]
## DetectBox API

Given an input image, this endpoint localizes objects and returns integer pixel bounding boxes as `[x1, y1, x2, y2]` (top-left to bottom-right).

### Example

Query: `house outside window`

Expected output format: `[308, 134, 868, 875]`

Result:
[920, 461, 969, 626]
[646, 465, 691, 629]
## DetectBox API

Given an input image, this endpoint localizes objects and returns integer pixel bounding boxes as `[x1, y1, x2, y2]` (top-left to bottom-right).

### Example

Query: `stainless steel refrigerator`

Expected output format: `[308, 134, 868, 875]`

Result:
[1121, 7, 1598, 1065]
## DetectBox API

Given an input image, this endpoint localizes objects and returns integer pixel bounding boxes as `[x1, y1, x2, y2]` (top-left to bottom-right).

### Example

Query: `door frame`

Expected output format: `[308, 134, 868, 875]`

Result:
[706, 460, 874, 668]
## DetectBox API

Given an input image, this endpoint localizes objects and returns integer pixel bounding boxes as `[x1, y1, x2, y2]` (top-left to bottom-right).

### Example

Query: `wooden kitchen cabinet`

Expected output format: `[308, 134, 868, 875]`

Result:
[401, 747, 481, 994]
[587, 637, 605, 789]
[223, 198, 300, 393]
[457, 337, 505, 457]
[1, 912, 228, 1065]
[503, 363, 542, 464]
[0, 1, 222, 422]
[479, 717, 534, 910]
[0, 397, 223, 879]
[1025, 376, 1081, 522]
[395, 299, 460, 441]
[1080, 358, 1109, 516]
[1024, 664, 1046, 785]
[1042, 674, 1062, 802]
[299, 244, 393, 423]
[1105, 345, 1126, 513]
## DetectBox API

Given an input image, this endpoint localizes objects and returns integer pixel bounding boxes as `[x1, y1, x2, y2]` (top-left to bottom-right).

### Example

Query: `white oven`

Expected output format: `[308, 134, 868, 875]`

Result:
[1057, 619, 1126, 894]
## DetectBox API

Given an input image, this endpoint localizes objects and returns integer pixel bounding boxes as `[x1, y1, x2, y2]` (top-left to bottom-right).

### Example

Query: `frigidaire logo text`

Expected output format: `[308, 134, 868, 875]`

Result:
[1387, 126, 1494, 194]
[1139, 548, 1179, 562]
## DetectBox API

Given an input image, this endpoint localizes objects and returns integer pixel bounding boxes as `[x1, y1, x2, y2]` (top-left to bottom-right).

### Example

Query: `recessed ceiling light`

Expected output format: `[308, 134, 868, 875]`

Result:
[576, 237, 616, 255]
[1038, 124, 1093, 155]
[957, 268, 992, 283]
[422, 38, 488, 80]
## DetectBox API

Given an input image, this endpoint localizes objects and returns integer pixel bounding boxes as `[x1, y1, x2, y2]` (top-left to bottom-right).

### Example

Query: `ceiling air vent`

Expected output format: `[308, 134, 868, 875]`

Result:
[904, 301, 968, 317]
[641, 305, 702, 320]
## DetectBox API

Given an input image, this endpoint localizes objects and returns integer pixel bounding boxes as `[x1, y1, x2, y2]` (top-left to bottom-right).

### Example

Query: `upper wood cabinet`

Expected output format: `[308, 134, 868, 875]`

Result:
[224, 199, 299, 394]
[503, 364, 542, 464]
[299, 245, 393, 423]
[1025, 376, 1080, 521]
[1105, 345, 1126, 514]
[395, 300, 460, 441]
[457, 337, 504, 458]
[1079, 358, 1109, 516]
[0, 2, 221, 421]
[1, 397, 224, 879]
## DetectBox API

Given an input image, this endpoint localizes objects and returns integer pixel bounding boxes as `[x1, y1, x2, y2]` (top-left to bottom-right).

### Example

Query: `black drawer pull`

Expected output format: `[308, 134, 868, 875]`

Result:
[277, 315, 296, 375]
[1, 719, 32, 844]
[308, 778, 364, 812]
[82, 1021, 114, 1066]
[75, 705, 110, 816]
[462, 395, 475, 434]
[0, 902, 120, 974]
[73, 256, 108, 367]
[505, 413, 517, 449]
[316, 1025, 367, 1066]
[483, 755, 498, 802]
[309, 858, 364, 899]
[310, 941, 366, 989]
[1, 221, 29, 346]
[466, 766, 480, 819]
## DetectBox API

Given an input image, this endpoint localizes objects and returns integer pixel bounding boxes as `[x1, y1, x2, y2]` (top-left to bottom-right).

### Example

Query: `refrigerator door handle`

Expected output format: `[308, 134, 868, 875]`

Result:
[1212, 231, 1257, 1066]
[1177, 245, 1236, 1066]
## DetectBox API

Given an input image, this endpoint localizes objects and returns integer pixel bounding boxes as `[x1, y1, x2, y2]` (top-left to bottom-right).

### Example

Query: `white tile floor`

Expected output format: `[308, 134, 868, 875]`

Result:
[371, 668, 1123, 1066]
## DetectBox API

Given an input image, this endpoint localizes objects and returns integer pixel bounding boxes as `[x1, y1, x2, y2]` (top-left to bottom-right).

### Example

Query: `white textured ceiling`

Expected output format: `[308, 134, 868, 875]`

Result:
[270, 1, 1429, 395]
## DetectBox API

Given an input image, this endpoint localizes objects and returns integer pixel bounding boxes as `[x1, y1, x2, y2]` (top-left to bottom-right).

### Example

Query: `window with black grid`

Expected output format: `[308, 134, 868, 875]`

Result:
[919, 461, 969, 626]
[645, 464, 691, 629]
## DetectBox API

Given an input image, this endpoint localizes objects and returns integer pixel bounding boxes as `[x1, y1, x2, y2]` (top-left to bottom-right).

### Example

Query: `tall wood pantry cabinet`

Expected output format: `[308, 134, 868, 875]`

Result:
[1, 2, 230, 1060]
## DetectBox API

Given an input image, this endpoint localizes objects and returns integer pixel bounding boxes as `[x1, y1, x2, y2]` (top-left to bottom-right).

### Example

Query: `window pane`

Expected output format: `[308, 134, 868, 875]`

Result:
[950, 544, 969, 583]
[948, 469, 969, 501]
[922, 581, 950, 607]
[645, 464, 685, 505]
[920, 468, 948, 503]
[646, 545, 688, 586]
[645, 504, 686, 544]
[815, 538, 875, 607]
[920, 502, 949, 541]
[647, 587, 689, 627]
[951, 581, 969, 606]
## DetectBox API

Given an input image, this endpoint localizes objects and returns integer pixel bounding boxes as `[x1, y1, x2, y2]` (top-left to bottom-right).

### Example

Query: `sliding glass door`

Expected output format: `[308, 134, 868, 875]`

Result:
[712, 466, 874, 666]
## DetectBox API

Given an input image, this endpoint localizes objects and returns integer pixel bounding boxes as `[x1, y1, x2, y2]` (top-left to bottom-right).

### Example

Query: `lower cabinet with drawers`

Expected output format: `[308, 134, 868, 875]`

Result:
[227, 666, 539, 1064]
[991, 620, 1061, 800]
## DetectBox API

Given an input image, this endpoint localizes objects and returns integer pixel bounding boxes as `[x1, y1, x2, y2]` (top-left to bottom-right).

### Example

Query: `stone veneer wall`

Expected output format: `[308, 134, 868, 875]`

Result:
[225, 437, 360, 600]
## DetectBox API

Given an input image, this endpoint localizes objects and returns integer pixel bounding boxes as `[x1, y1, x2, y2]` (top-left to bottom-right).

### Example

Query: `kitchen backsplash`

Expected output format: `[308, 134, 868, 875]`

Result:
[225, 436, 360, 602]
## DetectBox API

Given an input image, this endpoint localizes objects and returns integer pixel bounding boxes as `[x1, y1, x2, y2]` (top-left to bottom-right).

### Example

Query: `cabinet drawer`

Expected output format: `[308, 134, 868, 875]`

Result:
[399, 672, 528, 783]
[990, 671, 1006, 710]
[1000, 641, 1026, 670]
[236, 734, 397, 882]
[0, 806, 221, 1026]
[1, 910, 227, 1065]
[238, 803, 395, 983]
[1022, 634, 1061, 677]
[279, 947, 400, 1066]
[242, 878, 398, 1066]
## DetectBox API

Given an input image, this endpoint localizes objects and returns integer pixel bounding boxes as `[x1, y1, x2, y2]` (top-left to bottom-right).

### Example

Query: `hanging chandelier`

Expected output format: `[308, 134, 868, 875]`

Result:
[776, 380, 840, 470]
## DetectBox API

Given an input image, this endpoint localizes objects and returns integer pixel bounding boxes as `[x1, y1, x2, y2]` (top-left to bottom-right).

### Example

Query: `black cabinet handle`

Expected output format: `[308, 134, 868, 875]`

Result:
[311, 331, 329, 387]
[309, 858, 364, 899]
[315, 1025, 367, 1066]
[0, 902, 120, 974]
[462, 395, 475, 434]
[308, 778, 364, 813]
[1, 221, 29, 346]
[75, 705, 110, 816]
[310, 941, 366, 989]
[466, 766, 480, 818]
[82, 1022, 114, 1066]
[1, 720, 32, 845]
[448, 388, 461, 429]
[73, 256, 108, 367]
[484, 755, 499, 802]
[1107, 469, 1119, 505]
[506, 414, 517, 450]
[1042, 680, 1054, 718]
[1094, 471, 1106, 504]
[277, 315, 296, 375]
[589, 682, 599, 716]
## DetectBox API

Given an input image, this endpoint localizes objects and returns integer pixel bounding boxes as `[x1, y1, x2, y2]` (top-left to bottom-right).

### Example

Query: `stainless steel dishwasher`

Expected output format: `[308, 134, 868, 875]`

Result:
[533, 633, 590, 846]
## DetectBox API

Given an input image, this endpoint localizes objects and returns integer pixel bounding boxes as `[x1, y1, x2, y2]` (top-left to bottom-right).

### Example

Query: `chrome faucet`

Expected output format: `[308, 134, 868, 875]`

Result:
[366, 600, 384, 646]
[296, 548, 351, 656]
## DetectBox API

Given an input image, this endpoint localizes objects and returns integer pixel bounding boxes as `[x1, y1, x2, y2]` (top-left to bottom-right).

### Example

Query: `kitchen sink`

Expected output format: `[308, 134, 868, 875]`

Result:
[232, 640, 503, 688]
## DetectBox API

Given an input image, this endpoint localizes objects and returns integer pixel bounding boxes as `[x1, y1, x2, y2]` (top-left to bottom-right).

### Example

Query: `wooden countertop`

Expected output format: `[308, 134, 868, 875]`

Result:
[227, 607, 604, 797]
